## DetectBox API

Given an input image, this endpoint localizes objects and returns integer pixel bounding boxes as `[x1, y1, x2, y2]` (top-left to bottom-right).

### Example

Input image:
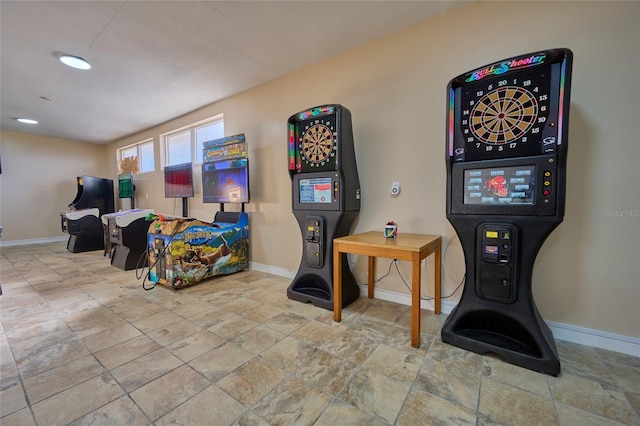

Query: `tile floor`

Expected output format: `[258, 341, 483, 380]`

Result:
[0, 242, 638, 425]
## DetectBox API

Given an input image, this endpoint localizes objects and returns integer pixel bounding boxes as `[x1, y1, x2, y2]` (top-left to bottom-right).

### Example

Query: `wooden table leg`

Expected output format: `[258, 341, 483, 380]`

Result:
[368, 256, 375, 299]
[435, 244, 442, 315]
[333, 246, 342, 322]
[411, 252, 421, 348]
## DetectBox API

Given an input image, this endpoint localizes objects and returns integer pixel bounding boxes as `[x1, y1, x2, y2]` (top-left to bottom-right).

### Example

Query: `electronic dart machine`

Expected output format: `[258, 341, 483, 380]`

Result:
[287, 104, 361, 310]
[442, 49, 573, 375]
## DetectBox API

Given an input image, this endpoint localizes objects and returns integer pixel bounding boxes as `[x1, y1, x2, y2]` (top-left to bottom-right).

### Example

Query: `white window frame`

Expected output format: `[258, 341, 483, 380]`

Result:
[117, 138, 155, 174]
[161, 114, 224, 167]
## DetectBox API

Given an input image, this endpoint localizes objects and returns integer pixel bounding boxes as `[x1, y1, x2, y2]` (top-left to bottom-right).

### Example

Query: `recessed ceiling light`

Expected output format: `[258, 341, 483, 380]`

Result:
[59, 55, 91, 70]
[16, 118, 38, 124]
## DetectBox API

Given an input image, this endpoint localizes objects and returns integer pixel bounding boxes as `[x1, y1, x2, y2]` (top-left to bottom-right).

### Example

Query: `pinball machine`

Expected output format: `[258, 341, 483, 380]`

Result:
[442, 49, 573, 375]
[287, 104, 361, 310]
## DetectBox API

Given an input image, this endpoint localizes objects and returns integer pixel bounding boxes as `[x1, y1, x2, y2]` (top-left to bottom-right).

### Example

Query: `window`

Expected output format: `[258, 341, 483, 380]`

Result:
[163, 115, 224, 166]
[195, 120, 224, 163]
[117, 139, 154, 174]
[166, 131, 191, 165]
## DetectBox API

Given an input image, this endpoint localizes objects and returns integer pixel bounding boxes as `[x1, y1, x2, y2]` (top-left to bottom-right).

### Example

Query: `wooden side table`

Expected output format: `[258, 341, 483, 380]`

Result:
[333, 231, 442, 348]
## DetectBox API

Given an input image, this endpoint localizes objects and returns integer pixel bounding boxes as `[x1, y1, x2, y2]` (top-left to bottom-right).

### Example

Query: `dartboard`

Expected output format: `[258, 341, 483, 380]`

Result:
[300, 121, 336, 167]
[470, 86, 538, 145]
[457, 67, 553, 162]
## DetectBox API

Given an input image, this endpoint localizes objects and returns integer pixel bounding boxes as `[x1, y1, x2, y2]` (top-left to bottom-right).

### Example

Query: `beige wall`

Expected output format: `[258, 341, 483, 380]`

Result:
[0, 131, 108, 241]
[2, 1, 637, 339]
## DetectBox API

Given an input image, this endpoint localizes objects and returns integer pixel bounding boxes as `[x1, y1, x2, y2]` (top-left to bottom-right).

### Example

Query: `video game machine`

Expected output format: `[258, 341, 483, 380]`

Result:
[145, 135, 251, 290]
[61, 176, 115, 253]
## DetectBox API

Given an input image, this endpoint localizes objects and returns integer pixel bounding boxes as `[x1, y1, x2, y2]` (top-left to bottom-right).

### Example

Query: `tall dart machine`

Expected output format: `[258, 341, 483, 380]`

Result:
[287, 104, 361, 310]
[442, 49, 573, 375]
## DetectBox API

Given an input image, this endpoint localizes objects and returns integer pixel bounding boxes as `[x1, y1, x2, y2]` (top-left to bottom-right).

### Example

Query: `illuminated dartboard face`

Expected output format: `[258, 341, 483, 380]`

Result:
[470, 86, 538, 145]
[458, 68, 552, 161]
[298, 118, 337, 170]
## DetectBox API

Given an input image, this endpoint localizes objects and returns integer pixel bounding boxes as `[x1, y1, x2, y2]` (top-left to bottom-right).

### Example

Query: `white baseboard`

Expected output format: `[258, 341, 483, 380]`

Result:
[546, 320, 640, 357]
[249, 261, 296, 279]
[0, 236, 68, 247]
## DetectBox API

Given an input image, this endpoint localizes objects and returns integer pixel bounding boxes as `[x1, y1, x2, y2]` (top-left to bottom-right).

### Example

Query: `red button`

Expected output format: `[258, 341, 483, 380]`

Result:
[543, 190, 551, 196]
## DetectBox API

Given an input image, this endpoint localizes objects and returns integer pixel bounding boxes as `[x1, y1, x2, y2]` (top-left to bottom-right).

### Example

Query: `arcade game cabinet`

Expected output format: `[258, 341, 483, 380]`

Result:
[287, 104, 361, 310]
[442, 49, 573, 375]
[146, 212, 249, 290]
[61, 176, 115, 253]
[146, 135, 251, 290]
[102, 209, 154, 270]
[118, 172, 135, 209]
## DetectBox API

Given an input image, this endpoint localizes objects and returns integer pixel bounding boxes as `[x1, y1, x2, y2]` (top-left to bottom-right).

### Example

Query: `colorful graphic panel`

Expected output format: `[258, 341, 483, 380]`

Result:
[147, 213, 249, 289]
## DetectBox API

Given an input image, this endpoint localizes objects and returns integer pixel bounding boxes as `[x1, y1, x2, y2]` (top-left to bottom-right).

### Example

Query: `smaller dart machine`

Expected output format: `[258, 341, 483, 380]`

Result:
[442, 49, 573, 375]
[60, 176, 115, 253]
[287, 104, 361, 310]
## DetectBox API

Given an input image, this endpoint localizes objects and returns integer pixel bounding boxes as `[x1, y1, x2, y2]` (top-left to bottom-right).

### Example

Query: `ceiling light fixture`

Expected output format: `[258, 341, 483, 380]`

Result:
[16, 118, 38, 124]
[59, 55, 91, 70]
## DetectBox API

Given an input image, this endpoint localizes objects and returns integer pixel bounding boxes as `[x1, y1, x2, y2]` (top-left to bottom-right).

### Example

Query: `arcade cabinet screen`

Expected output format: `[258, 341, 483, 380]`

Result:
[299, 177, 332, 204]
[202, 159, 249, 203]
[464, 165, 535, 205]
[118, 172, 133, 198]
[164, 162, 194, 198]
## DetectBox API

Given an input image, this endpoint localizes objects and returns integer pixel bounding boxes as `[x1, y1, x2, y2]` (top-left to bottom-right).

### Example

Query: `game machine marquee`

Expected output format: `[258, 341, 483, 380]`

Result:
[442, 49, 573, 375]
[288, 104, 361, 310]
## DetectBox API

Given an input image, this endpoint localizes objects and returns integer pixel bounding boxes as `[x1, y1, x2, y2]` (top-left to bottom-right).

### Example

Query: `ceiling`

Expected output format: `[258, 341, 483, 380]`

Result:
[1, 1, 469, 144]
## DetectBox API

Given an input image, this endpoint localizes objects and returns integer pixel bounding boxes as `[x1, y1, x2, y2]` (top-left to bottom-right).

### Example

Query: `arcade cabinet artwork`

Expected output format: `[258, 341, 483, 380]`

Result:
[60, 176, 115, 253]
[287, 104, 361, 310]
[146, 212, 249, 290]
[442, 49, 573, 375]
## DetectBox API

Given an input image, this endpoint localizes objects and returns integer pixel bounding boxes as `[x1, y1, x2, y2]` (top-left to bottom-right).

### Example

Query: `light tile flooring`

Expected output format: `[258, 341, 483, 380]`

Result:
[1, 242, 639, 425]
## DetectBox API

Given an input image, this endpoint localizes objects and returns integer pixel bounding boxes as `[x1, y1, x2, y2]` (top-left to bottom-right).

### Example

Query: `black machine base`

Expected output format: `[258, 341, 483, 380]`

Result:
[287, 252, 360, 310]
[109, 217, 151, 271]
[287, 210, 360, 311]
[441, 302, 560, 376]
[442, 215, 562, 376]
[65, 216, 105, 253]
[111, 245, 148, 271]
